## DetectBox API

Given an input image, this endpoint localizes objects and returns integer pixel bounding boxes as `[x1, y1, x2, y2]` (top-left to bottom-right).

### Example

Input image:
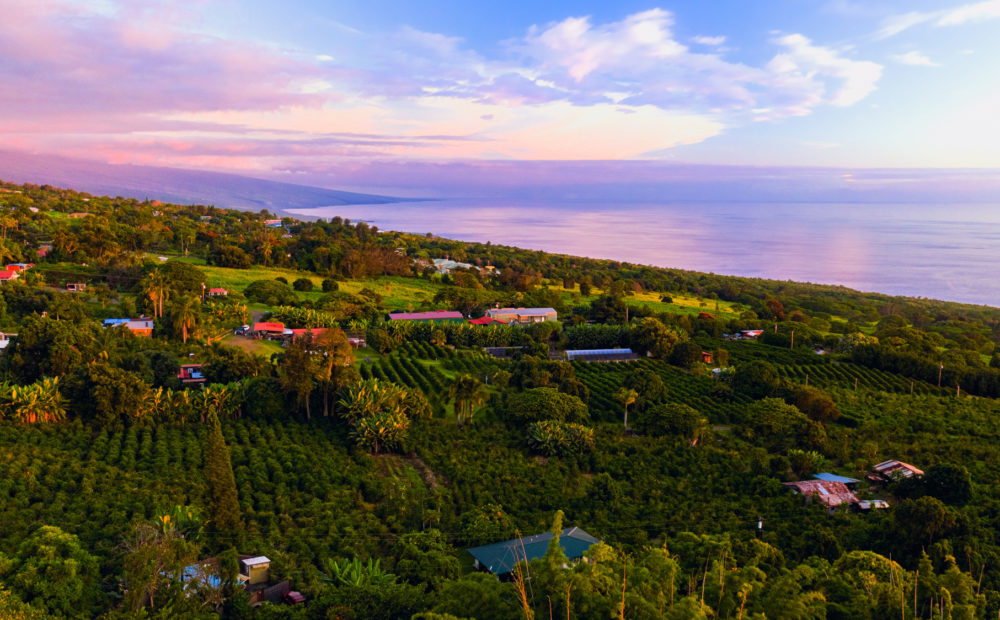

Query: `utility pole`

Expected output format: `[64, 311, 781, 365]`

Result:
[938, 364, 944, 388]
[201, 282, 206, 303]
[790, 330, 794, 350]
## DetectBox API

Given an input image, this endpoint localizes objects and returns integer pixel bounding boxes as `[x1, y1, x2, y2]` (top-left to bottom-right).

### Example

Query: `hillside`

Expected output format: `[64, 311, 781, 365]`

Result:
[0, 179, 998, 618]
[0, 150, 404, 212]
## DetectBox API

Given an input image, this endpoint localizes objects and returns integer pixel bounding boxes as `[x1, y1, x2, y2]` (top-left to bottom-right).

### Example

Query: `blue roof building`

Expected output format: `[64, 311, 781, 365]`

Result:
[814, 473, 860, 485]
[467, 527, 600, 575]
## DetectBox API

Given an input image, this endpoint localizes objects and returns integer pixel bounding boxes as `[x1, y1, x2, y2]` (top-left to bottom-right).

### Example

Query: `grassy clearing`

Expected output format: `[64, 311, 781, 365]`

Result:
[542, 282, 744, 319]
[220, 334, 284, 358]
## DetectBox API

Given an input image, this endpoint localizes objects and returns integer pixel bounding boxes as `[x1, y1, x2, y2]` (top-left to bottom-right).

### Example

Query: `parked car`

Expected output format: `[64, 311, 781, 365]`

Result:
[234, 325, 250, 335]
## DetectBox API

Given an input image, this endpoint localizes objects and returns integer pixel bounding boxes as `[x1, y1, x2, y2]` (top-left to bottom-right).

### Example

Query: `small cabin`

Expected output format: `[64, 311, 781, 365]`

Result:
[240, 556, 271, 586]
[178, 364, 206, 384]
[66, 282, 87, 292]
[208, 288, 229, 297]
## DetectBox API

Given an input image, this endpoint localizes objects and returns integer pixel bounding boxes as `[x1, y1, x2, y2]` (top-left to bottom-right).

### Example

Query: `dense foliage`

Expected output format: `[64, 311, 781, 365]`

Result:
[3, 180, 1000, 617]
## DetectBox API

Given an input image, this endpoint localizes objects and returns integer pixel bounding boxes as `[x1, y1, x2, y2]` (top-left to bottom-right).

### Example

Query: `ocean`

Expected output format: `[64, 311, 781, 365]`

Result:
[288, 199, 1000, 307]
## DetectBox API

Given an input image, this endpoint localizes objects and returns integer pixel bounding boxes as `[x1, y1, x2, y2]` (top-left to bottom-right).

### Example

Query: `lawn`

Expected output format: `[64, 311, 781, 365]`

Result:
[542, 282, 745, 319]
[220, 334, 284, 358]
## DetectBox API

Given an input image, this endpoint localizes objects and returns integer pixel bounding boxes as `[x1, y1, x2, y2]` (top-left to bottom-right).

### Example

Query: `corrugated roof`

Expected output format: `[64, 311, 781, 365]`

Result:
[241, 556, 271, 566]
[469, 317, 508, 325]
[467, 527, 600, 575]
[488, 307, 557, 317]
[874, 459, 923, 478]
[253, 322, 285, 332]
[784, 480, 858, 508]
[814, 473, 860, 484]
[565, 348, 634, 360]
[388, 310, 464, 321]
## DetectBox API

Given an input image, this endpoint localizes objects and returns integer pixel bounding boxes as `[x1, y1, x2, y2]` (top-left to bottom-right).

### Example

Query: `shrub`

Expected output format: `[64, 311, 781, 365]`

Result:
[243, 279, 297, 306]
[527, 420, 594, 456]
[292, 278, 314, 291]
[322, 278, 339, 292]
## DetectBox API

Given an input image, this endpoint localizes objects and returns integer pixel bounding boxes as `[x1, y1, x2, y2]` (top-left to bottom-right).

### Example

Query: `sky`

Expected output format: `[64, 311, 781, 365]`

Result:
[2, 0, 1000, 188]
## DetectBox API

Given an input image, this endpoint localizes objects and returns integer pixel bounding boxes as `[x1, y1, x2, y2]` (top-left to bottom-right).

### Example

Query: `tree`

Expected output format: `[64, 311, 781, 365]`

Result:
[169, 295, 200, 343]
[391, 530, 461, 591]
[504, 387, 588, 425]
[314, 328, 356, 417]
[122, 516, 203, 613]
[140, 268, 170, 318]
[635, 402, 706, 441]
[449, 374, 487, 425]
[615, 387, 638, 430]
[292, 277, 314, 291]
[632, 317, 683, 359]
[203, 412, 242, 549]
[732, 360, 780, 399]
[277, 336, 318, 420]
[6, 526, 102, 618]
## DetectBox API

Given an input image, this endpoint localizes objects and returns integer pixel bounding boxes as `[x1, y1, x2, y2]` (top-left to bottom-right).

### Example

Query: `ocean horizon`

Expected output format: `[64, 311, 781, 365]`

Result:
[290, 199, 1000, 307]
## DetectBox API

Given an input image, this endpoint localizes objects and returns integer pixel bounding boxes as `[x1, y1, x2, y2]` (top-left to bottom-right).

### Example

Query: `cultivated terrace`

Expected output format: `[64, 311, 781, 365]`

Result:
[2, 179, 1000, 619]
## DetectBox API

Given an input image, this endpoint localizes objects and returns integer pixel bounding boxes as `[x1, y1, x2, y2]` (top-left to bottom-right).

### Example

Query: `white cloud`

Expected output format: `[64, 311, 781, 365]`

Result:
[878, 0, 1000, 38]
[767, 34, 882, 107]
[936, 0, 1000, 25]
[891, 51, 940, 67]
[692, 35, 726, 46]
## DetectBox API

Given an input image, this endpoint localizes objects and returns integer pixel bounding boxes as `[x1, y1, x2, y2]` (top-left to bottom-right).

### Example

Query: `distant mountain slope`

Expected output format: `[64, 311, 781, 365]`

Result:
[0, 150, 402, 211]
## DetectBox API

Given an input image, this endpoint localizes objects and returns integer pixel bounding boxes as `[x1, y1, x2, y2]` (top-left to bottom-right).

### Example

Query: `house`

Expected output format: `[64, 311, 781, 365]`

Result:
[0, 333, 12, 350]
[387, 310, 465, 324]
[813, 473, 860, 490]
[701, 351, 714, 364]
[469, 317, 508, 326]
[348, 336, 366, 348]
[37, 244, 52, 258]
[178, 364, 206, 384]
[103, 318, 130, 327]
[870, 459, 923, 483]
[739, 330, 764, 339]
[125, 319, 154, 337]
[5, 263, 33, 272]
[855, 499, 890, 511]
[207, 288, 229, 297]
[784, 480, 858, 513]
[252, 322, 286, 339]
[66, 282, 87, 292]
[564, 348, 639, 362]
[432, 257, 483, 274]
[484, 346, 524, 359]
[467, 527, 600, 576]
[184, 555, 295, 607]
[0, 270, 19, 282]
[486, 307, 558, 325]
[697, 312, 715, 320]
[290, 328, 327, 341]
[263, 219, 284, 228]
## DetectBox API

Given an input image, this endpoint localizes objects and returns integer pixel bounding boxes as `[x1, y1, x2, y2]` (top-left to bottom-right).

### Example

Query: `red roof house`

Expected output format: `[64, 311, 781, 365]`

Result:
[252, 322, 285, 339]
[290, 328, 327, 340]
[208, 288, 229, 297]
[469, 317, 508, 326]
[0, 270, 19, 282]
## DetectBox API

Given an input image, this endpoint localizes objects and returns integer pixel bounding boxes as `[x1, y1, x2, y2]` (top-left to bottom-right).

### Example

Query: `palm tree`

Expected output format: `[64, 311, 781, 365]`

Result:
[449, 374, 487, 426]
[140, 269, 170, 318]
[142, 387, 167, 421]
[615, 387, 638, 430]
[170, 296, 200, 343]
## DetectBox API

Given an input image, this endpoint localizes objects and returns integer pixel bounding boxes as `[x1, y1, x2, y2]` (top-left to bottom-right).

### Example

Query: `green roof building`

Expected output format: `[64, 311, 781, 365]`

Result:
[467, 527, 600, 576]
